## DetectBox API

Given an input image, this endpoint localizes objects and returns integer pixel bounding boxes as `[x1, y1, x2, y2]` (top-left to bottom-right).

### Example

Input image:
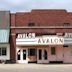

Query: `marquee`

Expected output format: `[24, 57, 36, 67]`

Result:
[16, 33, 64, 45]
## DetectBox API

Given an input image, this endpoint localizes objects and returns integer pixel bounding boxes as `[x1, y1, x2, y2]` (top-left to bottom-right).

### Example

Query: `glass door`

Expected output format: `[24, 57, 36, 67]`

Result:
[43, 49, 48, 63]
[23, 50, 26, 60]
[37, 48, 48, 63]
[21, 49, 28, 63]
[17, 49, 28, 64]
[17, 50, 21, 60]
[44, 49, 48, 60]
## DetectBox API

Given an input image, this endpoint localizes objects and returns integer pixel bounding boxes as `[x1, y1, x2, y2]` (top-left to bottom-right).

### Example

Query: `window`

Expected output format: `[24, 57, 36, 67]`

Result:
[28, 48, 37, 56]
[51, 47, 56, 55]
[63, 45, 68, 47]
[64, 23, 70, 27]
[28, 23, 35, 26]
[0, 47, 7, 56]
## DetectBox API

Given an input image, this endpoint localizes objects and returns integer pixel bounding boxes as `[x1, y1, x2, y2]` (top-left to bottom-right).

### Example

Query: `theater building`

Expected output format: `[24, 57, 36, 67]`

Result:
[0, 9, 72, 64]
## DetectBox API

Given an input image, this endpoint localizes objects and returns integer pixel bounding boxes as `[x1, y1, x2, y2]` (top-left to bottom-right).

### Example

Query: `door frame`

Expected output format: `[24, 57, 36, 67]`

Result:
[16, 48, 28, 64]
[37, 48, 49, 63]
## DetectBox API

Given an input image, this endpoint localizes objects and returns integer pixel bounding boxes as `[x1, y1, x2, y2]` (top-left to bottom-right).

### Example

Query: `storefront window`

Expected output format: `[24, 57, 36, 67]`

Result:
[0, 47, 7, 56]
[28, 48, 37, 56]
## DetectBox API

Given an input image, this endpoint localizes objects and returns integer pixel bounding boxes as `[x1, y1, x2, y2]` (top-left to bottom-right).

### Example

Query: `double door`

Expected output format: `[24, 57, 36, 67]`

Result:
[17, 49, 28, 63]
[37, 48, 48, 63]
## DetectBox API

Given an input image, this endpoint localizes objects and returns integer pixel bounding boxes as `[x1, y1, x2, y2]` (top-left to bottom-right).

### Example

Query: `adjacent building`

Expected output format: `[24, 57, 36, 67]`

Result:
[1, 9, 72, 63]
[0, 11, 10, 62]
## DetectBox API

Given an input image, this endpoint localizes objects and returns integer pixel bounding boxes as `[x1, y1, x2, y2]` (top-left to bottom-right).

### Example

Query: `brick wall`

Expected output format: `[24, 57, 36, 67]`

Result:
[10, 9, 72, 61]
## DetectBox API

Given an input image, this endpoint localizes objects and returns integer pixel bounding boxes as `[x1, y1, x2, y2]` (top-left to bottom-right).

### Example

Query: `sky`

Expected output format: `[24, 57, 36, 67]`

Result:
[0, 0, 72, 12]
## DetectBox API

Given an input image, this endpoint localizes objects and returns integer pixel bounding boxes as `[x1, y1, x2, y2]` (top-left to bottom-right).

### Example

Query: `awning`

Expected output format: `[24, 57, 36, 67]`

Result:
[0, 29, 9, 43]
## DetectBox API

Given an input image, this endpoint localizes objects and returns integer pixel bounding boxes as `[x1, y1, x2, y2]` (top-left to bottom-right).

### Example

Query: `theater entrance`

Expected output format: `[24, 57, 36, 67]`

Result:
[16, 47, 48, 64]
[17, 48, 28, 64]
[16, 47, 37, 64]
[37, 48, 48, 63]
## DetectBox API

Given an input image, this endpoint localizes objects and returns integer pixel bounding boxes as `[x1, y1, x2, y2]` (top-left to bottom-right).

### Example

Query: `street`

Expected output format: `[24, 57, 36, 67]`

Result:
[0, 64, 72, 72]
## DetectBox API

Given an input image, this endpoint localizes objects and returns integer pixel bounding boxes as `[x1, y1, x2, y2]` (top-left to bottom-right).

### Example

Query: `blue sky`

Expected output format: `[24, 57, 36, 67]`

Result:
[0, 0, 72, 12]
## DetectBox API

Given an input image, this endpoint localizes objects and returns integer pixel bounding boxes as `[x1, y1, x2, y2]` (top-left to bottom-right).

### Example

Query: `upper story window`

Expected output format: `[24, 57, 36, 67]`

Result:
[28, 23, 35, 26]
[64, 23, 70, 27]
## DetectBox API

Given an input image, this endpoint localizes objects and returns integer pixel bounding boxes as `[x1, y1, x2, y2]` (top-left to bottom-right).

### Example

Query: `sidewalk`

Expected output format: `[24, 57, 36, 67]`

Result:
[0, 64, 72, 72]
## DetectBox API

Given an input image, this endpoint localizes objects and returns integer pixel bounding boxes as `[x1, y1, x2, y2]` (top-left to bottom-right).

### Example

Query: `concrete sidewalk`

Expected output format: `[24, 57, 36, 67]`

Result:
[0, 64, 72, 72]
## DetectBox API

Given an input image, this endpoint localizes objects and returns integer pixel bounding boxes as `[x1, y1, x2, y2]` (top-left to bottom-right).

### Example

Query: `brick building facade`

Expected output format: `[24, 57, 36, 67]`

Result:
[0, 9, 72, 63]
